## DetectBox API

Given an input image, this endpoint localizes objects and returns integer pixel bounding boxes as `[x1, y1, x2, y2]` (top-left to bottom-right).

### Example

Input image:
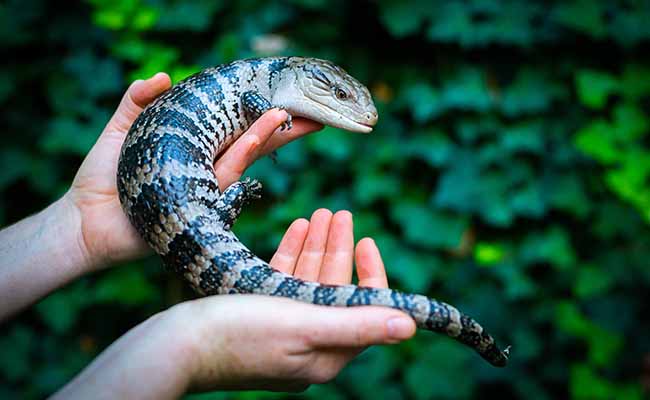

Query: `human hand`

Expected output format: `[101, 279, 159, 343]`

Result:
[65, 73, 323, 271]
[175, 209, 414, 392]
[54, 211, 415, 398]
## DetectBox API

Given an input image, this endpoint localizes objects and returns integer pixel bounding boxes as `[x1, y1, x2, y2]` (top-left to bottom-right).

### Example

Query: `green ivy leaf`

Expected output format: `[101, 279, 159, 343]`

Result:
[574, 264, 613, 298]
[435, 163, 515, 227]
[570, 364, 614, 400]
[0, 69, 15, 103]
[404, 129, 455, 166]
[474, 242, 506, 266]
[548, 173, 591, 218]
[376, 234, 439, 292]
[94, 267, 158, 306]
[620, 64, 650, 99]
[440, 67, 493, 112]
[425, 2, 471, 44]
[399, 83, 441, 123]
[575, 70, 619, 109]
[501, 69, 566, 116]
[35, 283, 92, 334]
[0, 325, 33, 381]
[354, 170, 401, 205]
[510, 180, 546, 218]
[92, 9, 126, 30]
[378, 0, 429, 38]
[405, 341, 473, 399]
[499, 120, 545, 154]
[604, 152, 650, 221]
[156, 1, 224, 32]
[493, 262, 538, 300]
[41, 117, 101, 156]
[132, 7, 159, 31]
[574, 119, 619, 164]
[612, 103, 648, 141]
[306, 126, 353, 161]
[0, 148, 31, 189]
[555, 1, 607, 38]
[391, 202, 468, 250]
[519, 227, 576, 268]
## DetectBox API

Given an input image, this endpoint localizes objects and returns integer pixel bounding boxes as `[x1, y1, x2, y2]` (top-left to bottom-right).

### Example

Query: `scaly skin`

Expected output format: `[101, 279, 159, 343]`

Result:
[116, 57, 510, 367]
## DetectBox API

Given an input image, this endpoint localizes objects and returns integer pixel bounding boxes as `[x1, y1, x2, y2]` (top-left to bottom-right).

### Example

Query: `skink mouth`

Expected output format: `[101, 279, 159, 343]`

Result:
[324, 105, 376, 133]
[348, 114, 378, 132]
[345, 118, 375, 133]
[359, 120, 377, 129]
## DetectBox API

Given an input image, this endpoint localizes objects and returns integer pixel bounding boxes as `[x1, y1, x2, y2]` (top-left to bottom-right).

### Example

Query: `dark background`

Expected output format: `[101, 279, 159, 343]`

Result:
[1, 0, 650, 399]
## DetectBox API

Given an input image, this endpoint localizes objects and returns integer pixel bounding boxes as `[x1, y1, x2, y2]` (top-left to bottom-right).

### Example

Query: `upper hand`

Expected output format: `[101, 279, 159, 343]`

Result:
[65, 73, 323, 271]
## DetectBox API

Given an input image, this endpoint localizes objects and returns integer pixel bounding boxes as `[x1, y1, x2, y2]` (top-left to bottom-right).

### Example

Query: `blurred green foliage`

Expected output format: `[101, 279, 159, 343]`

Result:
[1, 0, 650, 399]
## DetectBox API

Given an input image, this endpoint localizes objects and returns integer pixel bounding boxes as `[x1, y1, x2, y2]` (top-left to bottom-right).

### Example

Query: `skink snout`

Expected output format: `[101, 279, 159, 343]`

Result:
[363, 110, 378, 127]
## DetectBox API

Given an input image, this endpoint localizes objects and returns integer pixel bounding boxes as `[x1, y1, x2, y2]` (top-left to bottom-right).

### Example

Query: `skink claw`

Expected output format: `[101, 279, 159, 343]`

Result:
[279, 112, 292, 131]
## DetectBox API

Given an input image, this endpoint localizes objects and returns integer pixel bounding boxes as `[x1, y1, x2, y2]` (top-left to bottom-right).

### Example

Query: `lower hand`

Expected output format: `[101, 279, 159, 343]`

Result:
[184, 209, 409, 392]
[55, 210, 415, 398]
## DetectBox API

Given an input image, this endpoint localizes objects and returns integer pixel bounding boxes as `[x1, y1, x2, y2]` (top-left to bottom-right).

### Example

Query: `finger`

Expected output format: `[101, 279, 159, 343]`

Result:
[293, 209, 333, 281]
[259, 118, 324, 155]
[213, 109, 288, 190]
[269, 218, 310, 274]
[317, 211, 354, 285]
[355, 238, 389, 289]
[104, 72, 171, 134]
[304, 306, 416, 348]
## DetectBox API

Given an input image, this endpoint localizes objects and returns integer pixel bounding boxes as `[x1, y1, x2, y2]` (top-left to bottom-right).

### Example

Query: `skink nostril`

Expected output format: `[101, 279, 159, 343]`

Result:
[363, 111, 378, 124]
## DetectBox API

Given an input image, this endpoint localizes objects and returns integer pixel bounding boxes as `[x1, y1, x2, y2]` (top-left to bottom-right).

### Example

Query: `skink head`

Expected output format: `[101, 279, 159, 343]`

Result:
[276, 57, 378, 133]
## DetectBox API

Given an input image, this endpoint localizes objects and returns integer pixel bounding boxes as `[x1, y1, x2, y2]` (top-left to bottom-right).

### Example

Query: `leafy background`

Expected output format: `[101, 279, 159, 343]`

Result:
[1, 0, 650, 399]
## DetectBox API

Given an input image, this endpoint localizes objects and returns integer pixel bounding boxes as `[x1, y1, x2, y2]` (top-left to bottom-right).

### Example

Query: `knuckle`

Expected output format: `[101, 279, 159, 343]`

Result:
[299, 329, 319, 349]
[353, 320, 374, 346]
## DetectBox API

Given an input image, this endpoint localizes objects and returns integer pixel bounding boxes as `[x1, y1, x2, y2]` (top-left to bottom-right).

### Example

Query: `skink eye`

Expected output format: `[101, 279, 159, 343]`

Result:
[335, 87, 348, 100]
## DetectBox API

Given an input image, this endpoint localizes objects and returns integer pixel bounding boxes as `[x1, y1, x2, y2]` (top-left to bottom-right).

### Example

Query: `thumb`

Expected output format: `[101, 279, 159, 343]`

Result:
[104, 72, 172, 134]
[304, 306, 416, 348]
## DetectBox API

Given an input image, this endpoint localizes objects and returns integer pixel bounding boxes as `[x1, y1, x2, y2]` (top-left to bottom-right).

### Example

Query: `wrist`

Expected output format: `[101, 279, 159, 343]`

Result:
[0, 193, 94, 320]
[57, 193, 95, 275]
[161, 302, 209, 390]
[135, 311, 197, 397]
[163, 300, 243, 392]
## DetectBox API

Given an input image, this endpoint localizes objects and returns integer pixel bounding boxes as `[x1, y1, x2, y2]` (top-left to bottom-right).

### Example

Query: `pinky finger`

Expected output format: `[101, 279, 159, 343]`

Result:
[354, 238, 389, 289]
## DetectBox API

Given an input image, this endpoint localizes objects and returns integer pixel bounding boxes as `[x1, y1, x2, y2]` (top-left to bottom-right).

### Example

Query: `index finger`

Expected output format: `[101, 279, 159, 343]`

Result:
[259, 117, 323, 155]
[213, 109, 287, 190]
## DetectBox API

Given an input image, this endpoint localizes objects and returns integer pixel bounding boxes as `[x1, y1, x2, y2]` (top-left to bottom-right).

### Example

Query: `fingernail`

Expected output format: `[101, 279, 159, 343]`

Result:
[386, 317, 413, 340]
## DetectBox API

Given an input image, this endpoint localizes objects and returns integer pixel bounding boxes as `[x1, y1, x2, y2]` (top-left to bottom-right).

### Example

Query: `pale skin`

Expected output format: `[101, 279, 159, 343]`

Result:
[0, 73, 416, 398]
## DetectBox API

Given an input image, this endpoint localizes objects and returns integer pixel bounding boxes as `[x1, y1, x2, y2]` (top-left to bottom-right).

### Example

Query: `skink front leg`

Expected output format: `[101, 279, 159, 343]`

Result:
[241, 91, 292, 130]
[241, 91, 292, 163]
